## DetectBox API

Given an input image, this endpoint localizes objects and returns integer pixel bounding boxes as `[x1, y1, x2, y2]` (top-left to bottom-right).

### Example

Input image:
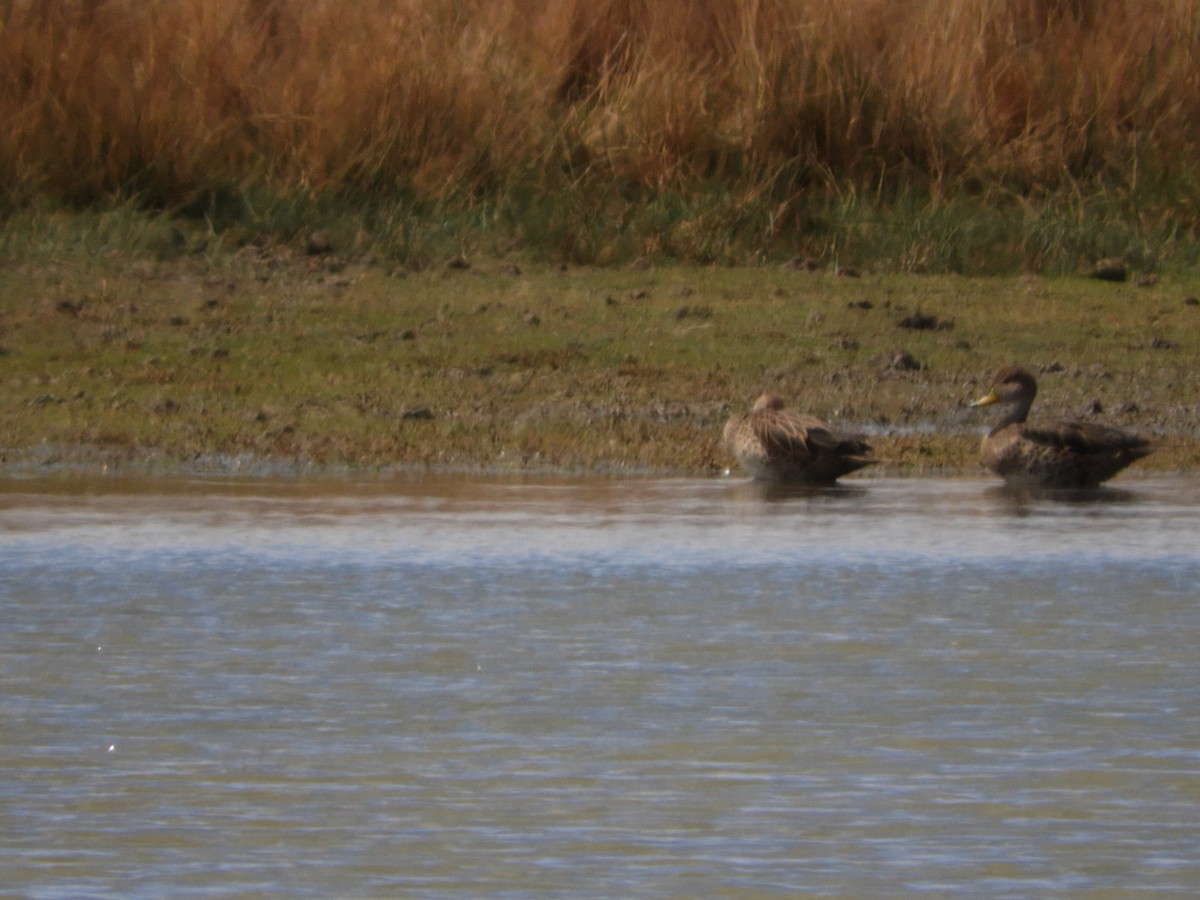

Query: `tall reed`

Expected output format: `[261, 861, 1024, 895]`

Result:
[3, 0, 1199, 265]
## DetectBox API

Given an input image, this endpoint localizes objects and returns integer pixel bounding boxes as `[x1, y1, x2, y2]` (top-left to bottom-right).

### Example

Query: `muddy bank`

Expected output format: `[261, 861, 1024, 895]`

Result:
[2, 249, 1197, 478]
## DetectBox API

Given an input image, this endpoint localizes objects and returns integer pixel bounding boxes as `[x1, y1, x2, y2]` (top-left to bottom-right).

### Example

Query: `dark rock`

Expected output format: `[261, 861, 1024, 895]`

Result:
[897, 310, 952, 331]
[306, 231, 333, 255]
[883, 349, 922, 371]
[1092, 257, 1127, 281]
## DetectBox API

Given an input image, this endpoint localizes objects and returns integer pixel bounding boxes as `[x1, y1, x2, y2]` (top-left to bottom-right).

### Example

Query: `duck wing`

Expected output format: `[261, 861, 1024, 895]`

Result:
[756, 412, 874, 460]
[1020, 421, 1151, 457]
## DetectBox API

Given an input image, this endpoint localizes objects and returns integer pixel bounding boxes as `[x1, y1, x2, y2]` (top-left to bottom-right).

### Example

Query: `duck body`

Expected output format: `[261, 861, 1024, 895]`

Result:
[970, 366, 1152, 488]
[723, 392, 876, 483]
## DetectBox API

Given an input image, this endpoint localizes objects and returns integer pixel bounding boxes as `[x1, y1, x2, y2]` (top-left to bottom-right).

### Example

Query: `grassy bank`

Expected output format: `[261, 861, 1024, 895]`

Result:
[3, 215, 1198, 477]
[6, 1, 1200, 473]
[4, 1, 1200, 271]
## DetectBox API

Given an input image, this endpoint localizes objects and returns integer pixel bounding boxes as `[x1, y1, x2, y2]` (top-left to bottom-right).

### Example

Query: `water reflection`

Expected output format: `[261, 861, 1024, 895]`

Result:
[2, 473, 1200, 896]
[731, 478, 871, 504]
[983, 483, 1141, 513]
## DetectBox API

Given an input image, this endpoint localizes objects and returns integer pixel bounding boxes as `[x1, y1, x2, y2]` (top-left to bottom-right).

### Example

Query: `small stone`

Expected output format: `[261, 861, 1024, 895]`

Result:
[306, 231, 333, 255]
[883, 349, 922, 371]
[897, 310, 951, 331]
[1092, 257, 1127, 281]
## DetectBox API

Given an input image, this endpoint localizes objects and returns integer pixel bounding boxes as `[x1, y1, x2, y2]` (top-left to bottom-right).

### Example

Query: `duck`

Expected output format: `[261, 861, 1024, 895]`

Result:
[969, 365, 1152, 488]
[723, 392, 877, 483]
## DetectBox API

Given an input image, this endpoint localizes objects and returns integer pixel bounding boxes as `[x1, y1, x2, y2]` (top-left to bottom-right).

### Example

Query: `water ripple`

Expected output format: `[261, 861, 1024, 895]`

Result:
[3, 474, 1200, 896]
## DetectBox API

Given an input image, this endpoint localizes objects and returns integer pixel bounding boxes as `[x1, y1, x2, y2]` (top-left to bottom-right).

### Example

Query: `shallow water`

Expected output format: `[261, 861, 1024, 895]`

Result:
[2, 473, 1199, 897]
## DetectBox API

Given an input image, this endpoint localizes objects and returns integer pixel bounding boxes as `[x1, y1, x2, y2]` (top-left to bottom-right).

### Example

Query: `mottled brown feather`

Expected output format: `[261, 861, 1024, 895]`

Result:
[970, 366, 1152, 488]
[723, 392, 876, 483]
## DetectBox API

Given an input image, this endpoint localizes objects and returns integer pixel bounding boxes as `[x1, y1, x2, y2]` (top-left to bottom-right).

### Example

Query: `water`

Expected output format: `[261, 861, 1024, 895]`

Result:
[2, 473, 1199, 897]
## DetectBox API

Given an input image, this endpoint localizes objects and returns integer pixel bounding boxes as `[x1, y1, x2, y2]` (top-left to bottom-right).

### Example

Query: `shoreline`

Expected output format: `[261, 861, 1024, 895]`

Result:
[0, 440, 1189, 485]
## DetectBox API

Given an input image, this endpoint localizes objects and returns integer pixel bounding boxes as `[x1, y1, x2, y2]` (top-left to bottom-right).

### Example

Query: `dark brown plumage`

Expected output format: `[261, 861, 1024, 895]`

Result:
[969, 366, 1152, 488]
[723, 392, 876, 483]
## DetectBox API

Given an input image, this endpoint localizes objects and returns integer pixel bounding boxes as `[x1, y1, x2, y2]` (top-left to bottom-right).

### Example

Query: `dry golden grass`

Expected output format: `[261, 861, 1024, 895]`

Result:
[3, 0, 1200, 208]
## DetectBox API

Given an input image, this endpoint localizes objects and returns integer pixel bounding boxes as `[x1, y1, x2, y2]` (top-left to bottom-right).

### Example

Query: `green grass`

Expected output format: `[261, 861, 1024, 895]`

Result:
[7, 174, 1200, 276]
[3, 208, 1199, 476]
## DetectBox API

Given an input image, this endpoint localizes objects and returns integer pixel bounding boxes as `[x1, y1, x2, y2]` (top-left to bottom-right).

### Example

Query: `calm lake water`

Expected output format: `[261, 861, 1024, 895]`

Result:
[2, 473, 1200, 897]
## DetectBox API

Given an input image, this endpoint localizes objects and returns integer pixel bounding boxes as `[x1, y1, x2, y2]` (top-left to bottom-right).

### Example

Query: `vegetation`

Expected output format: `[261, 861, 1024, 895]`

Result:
[3, 231, 1198, 475]
[3, 1, 1200, 476]
[3, 0, 1200, 271]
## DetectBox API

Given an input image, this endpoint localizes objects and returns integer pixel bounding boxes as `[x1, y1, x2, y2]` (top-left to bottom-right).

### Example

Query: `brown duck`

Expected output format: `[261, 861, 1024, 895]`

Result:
[969, 366, 1152, 487]
[723, 392, 876, 483]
